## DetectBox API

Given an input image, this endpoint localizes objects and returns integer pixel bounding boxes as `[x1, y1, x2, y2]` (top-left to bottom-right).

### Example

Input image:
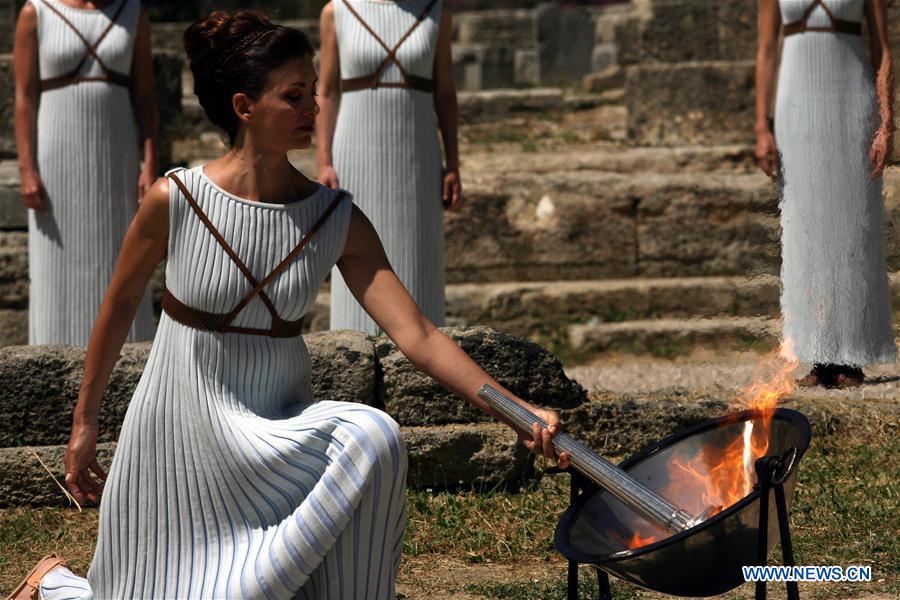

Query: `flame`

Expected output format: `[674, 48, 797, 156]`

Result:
[609, 339, 799, 551]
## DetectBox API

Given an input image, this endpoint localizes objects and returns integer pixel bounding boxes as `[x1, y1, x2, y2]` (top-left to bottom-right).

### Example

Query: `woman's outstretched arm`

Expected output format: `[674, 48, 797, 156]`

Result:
[316, 1, 341, 189]
[866, 0, 894, 178]
[65, 178, 170, 504]
[337, 205, 570, 465]
[755, 0, 781, 180]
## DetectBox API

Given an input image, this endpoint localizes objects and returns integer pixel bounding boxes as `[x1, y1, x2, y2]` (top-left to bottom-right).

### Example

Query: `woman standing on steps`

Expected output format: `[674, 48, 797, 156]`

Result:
[13, 0, 157, 346]
[317, 0, 461, 335]
[7, 11, 567, 599]
[755, 0, 896, 387]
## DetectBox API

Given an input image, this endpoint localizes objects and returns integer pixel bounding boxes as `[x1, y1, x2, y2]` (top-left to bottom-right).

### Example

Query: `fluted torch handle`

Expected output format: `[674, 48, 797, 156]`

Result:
[477, 384, 700, 535]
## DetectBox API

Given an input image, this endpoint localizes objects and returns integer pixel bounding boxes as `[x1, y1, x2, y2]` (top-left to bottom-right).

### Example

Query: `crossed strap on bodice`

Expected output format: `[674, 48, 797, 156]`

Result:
[340, 0, 439, 94]
[163, 173, 347, 338]
[783, 0, 862, 37]
[37, 0, 131, 92]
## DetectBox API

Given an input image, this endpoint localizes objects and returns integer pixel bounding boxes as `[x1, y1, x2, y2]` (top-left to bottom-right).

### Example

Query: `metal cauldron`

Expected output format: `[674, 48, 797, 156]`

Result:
[554, 408, 811, 597]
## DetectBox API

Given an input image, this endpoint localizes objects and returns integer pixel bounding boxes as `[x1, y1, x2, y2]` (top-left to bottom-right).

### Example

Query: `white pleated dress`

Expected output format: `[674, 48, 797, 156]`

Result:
[329, 0, 446, 334]
[28, 0, 155, 345]
[776, 0, 896, 365]
[40, 166, 407, 599]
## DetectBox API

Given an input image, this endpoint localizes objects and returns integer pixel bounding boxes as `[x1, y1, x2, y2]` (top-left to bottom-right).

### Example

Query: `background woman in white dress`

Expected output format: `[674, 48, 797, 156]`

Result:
[13, 0, 157, 346]
[7, 11, 566, 599]
[755, 0, 896, 387]
[317, 0, 461, 335]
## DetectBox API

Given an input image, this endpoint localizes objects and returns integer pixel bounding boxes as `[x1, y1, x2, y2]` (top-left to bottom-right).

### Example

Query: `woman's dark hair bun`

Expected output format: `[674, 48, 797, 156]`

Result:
[183, 11, 314, 145]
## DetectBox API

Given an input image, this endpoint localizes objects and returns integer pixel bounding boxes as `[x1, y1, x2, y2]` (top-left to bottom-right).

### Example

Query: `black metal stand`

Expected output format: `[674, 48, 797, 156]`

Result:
[550, 448, 802, 600]
[547, 467, 612, 600]
[754, 449, 801, 600]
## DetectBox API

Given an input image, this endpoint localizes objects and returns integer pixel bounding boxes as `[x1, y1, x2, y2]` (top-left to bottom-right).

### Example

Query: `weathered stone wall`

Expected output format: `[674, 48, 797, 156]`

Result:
[0, 327, 586, 504]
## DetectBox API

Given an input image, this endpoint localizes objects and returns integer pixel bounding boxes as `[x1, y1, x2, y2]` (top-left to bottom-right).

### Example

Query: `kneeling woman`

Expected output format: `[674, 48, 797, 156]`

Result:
[9, 10, 569, 600]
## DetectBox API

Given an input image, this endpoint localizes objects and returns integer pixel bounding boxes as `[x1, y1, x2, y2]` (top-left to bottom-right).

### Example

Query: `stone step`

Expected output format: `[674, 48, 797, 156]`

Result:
[567, 316, 781, 359]
[445, 276, 781, 337]
[0, 327, 585, 448]
[0, 422, 532, 506]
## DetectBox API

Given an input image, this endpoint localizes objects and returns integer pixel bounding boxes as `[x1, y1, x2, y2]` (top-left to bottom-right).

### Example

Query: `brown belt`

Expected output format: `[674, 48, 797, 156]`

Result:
[40, 70, 131, 92]
[341, 73, 434, 94]
[162, 289, 305, 338]
[782, 19, 862, 37]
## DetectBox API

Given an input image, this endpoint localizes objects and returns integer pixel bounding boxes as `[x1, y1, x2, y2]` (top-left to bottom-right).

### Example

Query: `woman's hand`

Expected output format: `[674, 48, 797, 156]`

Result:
[755, 129, 779, 181]
[442, 167, 462, 210]
[318, 164, 340, 189]
[520, 407, 572, 469]
[137, 164, 156, 204]
[869, 124, 893, 179]
[64, 418, 106, 504]
[19, 168, 47, 213]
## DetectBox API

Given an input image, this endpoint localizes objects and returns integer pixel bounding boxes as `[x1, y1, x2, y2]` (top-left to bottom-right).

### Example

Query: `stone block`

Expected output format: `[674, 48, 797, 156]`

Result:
[377, 326, 587, 426]
[582, 65, 624, 93]
[513, 49, 538, 87]
[0, 308, 25, 346]
[716, 0, 757, 61]
[613, 14, 642, 66]
[403, 423, 533, 489]
[452, 44, 483, 91]
[0, 54, 13, 158]
[455, 10, 533, 48]
[445, 170, 637, 282]
[634, 173, 781, 277]
[451, 45, 515, 90]
[304, 329, 376, 405]
[626, 60, 756, 146]
[152, 50, 183, 171]
[456, 87, 563, 124]
[640, 0, 718, 63]
[1, 0, 16, 55]
[591, 43, 618, 72]
[535, 3, 596, 85]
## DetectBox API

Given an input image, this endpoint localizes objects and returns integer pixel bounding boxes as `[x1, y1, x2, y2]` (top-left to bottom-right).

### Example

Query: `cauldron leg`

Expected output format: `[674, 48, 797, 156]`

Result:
[775, 483, 800, 600]
[755, 460, 772, 600]
[567, 559, 579, 600]
[595, 567, 613, 600]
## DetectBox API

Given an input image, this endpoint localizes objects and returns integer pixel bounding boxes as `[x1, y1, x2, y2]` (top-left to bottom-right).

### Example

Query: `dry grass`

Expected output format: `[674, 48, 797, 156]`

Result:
[2, 434, 897, 599]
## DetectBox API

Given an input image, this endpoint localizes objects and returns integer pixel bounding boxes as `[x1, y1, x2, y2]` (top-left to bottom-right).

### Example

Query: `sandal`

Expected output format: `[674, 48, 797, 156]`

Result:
[835, 366, 864, 388]
[797, 364, 836, 388]
[5, 554, 68, 600]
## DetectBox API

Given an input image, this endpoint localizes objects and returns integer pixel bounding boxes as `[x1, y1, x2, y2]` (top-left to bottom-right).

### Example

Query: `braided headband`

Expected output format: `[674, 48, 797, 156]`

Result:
[222, 26, 278, 63]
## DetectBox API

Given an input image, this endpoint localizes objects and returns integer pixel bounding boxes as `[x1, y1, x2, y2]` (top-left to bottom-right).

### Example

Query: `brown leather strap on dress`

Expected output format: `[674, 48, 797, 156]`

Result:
[783, 0, 862, 37]
[38, 0, 132, 92]
[340, 0, 438, 94]
[164, 172, 347, 337]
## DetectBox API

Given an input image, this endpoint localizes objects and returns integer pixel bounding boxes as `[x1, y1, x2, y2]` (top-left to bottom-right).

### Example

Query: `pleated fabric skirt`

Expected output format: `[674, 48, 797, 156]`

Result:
[775, 31, 896, 365]
[40, 316, 408, 599]
[29, 82, 155, 346]
[329, 88, 445, 334]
